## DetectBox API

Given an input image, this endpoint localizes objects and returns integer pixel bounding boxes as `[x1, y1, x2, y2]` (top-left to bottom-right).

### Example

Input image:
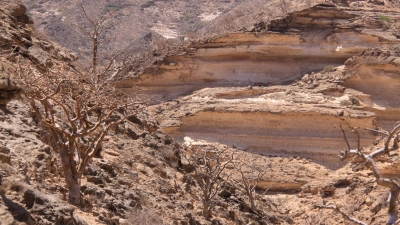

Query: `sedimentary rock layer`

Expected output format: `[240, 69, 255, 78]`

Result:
[343, 48, 400, 130]
[165, 111, 375, 167]
[118, 4, 400, 102]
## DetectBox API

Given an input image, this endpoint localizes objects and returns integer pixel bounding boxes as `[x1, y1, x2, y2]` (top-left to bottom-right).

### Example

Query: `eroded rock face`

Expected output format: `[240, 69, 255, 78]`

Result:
[167, 111, 375, 167]
[344, 48, 400, 109]
[0, 0, 33, 49]
[0, 0, 32, 24]
[151, 66, 381, 169]
[119, 4, 400, 102]
[0, 0, 77, 105]
[0, 0, 32, 104]
[0, 59, 20, 105]
[343, 48, 400, 130]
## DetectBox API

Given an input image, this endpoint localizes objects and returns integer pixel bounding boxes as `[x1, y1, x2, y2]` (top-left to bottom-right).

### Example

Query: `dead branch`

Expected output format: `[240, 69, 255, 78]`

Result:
[230, 154, 268, 215]
[365, 128, 389, 136]
[337, 124, 400, 224]
[182, 143, 233, 220]
[78, 3, 114, 75]
[14, 59, 144, 205]
[315, 204, 368, 225]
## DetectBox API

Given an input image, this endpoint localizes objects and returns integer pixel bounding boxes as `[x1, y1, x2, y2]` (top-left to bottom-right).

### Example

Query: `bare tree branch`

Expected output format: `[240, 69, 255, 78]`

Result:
[315, 204, 368, 225]
[230, 154, 268, 215]
[337, 123, 400, 225]
[182, 143, 233, 220]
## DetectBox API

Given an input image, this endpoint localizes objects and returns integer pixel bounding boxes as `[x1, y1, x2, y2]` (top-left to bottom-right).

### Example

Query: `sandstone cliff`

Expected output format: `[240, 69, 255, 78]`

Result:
[120, 3, 400, 102]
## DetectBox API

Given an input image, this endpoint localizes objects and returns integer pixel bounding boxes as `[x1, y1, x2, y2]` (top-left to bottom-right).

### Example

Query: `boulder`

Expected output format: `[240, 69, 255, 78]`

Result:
[0, 0, 32, 24]
[0, 143, 11, 164]
[0, 60, 21, 105]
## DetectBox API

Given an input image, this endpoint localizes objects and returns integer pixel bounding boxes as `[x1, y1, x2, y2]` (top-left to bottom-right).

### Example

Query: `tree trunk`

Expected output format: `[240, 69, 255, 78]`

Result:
[249, 191, 256, 211]
[60, 147, 81, 205]
[203, 202, 210, 220]
[68, 180, 81, 205]
[92, 37, 98, 74]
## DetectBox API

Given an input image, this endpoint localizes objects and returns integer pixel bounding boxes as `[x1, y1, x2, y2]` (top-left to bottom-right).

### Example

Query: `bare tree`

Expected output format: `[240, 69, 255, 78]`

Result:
[230, 155, 267, 214]
[76, 3, 113, 75]
[182, 144, 233, 220]
[74, 3, 133, 82]
[318, 124, 400, 225]
[15, 63, 143, 205]
[13, 3, 144, 205]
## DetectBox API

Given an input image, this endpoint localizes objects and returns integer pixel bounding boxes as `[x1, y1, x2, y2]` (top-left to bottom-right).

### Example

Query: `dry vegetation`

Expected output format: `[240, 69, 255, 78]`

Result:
[12, 4, 146, 205]
[182, 144, 233, 220]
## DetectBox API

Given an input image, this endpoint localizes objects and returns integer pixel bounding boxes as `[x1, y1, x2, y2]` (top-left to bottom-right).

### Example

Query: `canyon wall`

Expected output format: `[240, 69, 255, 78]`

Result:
[166, 111, 376, 169]
[343, 48, 400, 131]
[118, 4, 399, 102]
[141, 4, 400, 169]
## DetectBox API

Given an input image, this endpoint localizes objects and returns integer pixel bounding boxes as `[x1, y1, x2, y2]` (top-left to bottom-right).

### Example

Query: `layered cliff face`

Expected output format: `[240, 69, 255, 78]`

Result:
[152, 47, 400, 168]
[152, 65, 380, 169]
[343, 48, 400, 131]
[129, 3, 400, 169]
[119, 4, 400, 102]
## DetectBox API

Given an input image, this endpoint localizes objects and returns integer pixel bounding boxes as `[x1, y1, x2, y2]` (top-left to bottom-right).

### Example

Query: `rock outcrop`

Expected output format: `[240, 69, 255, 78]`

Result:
[0, 0, 77, 104]
[119, 3, 400, 102]
[127, 3, 400, 171]
[0, 59, 20, 105]
[2, 1, 400, 224]
[343, 48, 400, 131]
[151, 64, 380, 169]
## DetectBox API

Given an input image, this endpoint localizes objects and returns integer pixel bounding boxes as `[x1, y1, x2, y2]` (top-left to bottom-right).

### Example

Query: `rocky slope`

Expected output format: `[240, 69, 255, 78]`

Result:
[0, 1, 300, 224]
[19, 0, 249, 61]
[1, 0, 400, 225]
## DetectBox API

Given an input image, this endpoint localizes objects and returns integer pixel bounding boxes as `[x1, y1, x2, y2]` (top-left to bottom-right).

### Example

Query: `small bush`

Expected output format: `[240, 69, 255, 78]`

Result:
[379, 15, 391, 22]
[156, 115, 166, 123]
[320, 65, 334, 74]
[340, 100, 351, 107]
[105, 5, 119, 12]
[393, 44, 400, 56]
[340, 97, 360, 107]
[349, 97, 360, 106]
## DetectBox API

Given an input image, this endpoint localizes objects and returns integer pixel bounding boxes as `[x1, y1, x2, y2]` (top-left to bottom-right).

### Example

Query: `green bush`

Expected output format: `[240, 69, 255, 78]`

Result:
[340, 100, 351, 107]
[105, 5, 119, 12]
[394, 44, 400, 56]
[340, 97, 360, 107]
[320, 65, 334, 74]
[379, 15, 391, 22]
[349, 97, 360, 106]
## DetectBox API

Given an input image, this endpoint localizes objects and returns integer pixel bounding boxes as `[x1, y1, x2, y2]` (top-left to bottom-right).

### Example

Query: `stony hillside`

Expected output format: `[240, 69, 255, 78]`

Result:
[20, 0, 249, 61]
[19, 0, 335, 63]
[1, 0, 400, 225]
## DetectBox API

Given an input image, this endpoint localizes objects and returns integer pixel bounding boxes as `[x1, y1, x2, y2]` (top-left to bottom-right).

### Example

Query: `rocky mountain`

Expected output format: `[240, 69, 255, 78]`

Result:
[20, 0, 332, 63]
[1, 0, 400, 225]
[20, 0, 249, 61]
